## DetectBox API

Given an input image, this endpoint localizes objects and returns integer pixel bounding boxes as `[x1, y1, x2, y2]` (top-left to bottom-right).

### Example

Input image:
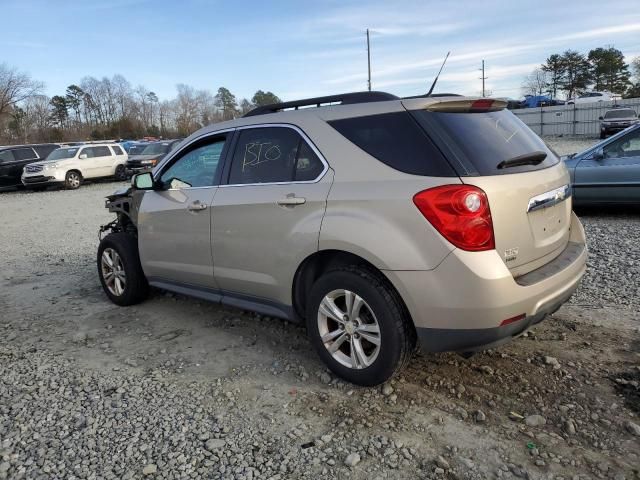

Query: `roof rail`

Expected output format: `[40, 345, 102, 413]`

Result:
[243, 91, 399, 117]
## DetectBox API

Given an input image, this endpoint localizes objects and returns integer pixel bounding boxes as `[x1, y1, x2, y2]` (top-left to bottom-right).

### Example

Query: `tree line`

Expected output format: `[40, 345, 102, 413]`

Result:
[522, 47, 640, 99]
[0, 63, 281, 145]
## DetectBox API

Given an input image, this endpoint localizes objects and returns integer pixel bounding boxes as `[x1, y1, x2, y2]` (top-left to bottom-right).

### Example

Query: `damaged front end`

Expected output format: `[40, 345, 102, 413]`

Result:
[99, 187, 139, 239]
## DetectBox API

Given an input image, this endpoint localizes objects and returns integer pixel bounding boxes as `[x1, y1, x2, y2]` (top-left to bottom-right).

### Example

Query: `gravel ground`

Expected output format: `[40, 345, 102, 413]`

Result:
[1, 153, 639, 480]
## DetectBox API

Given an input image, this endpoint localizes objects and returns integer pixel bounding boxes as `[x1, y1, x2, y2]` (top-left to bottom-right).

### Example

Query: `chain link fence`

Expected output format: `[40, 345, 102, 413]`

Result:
[512, 98, 640, 137]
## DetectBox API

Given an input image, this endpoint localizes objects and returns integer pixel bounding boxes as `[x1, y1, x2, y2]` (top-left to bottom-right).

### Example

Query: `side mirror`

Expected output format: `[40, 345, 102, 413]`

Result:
[598, 116, 603, 120]
[592, 148, 604, 160]
[79, 153, 88, 159]
[132, 172, 154, 190]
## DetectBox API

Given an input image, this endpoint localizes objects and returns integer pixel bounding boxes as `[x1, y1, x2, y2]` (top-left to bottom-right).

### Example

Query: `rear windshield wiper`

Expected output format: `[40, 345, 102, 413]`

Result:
[497, 151, 547, 169]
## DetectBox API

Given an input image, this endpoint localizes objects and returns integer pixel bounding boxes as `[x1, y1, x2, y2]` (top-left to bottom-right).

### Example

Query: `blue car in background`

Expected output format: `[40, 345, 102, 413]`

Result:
[563, 123, 640, 205]
[522, 95, 565, 108]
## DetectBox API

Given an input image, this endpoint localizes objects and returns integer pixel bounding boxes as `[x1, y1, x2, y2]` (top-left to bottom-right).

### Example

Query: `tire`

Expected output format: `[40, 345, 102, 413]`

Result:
[114, 164, 127, 181]
[306, 266, 416, 386]
[65, 170, 82, 189]
[600, 131, 606, 139]
[97, 233, 148, 306]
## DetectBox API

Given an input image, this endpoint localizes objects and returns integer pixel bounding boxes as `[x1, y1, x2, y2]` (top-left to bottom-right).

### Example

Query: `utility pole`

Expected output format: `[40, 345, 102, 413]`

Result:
[366, 29, 372, 91]
[479, 59, 488, 97]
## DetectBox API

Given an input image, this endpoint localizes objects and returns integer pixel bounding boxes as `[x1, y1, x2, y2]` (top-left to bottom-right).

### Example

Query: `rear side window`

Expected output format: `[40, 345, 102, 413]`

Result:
[93, 146, 112, 157]
[228, 127, 300, 184]
[411, 109, 560, 176]
[13, 148, 37, 161]
[328, 112, 455, 176]
[111, 145, 124, 155]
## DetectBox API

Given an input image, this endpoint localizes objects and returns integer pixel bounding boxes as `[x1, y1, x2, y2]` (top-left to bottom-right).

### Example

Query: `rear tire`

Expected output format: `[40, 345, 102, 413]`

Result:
[97, 233, 148, 306]
[306, 266, 416, 386]
[65, 171, 82, 189]
[600, 131, 606, 139]
[114, 164, 127, 181]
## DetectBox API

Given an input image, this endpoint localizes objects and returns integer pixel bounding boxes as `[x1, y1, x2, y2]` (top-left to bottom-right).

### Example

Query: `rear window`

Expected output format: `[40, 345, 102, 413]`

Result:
[328, 112, 456, 176]
[604, 109, 636, 119]
[411, 109, 560, 176]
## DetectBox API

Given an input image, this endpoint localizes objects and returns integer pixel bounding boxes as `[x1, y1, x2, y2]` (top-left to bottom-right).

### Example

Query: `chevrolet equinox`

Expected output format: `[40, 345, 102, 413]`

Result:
[97, 92, 587, 385]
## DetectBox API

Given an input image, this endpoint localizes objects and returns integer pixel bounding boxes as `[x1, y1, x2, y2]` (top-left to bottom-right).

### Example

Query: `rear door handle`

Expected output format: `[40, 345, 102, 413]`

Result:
[277, 196, 306, 206]
[188, 200, 208, 211]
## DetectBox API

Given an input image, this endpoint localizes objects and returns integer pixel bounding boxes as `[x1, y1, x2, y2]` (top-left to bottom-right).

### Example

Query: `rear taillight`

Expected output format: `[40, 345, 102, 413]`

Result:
[413, 185, 495, 251]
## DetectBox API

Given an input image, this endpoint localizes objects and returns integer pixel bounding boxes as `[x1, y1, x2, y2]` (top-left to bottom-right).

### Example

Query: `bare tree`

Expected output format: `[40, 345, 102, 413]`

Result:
[522, 68, 550, 97]
[0, 63, 44, 117]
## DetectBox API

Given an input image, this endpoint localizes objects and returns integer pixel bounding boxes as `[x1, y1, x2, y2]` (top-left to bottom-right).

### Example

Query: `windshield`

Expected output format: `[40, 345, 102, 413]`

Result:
[141, 143, 170, 155]
[46, 147, 78, 160]
[604, 109, 636, 119]
[411, 109, 560, 176]
[128, 145, 148, 155]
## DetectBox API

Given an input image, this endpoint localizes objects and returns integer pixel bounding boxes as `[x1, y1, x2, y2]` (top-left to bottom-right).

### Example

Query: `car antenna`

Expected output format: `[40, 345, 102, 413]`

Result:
[426, 51, 450, 97]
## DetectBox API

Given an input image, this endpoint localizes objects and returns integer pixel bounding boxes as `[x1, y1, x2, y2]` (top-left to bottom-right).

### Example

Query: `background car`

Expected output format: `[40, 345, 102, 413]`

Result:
[0, 143, 61, 190]
[563, 123, 640, 205]
[567, 91, 620, 105]
[521, 95, 565, 108]
[21, 143, 128, 190]
[599, 107, 639, 138]
[125, 139, 183, 175]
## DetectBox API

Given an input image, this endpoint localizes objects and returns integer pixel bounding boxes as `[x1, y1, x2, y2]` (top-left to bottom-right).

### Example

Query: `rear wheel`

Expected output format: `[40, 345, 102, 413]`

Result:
[97, 233, 148, 306]
[306, 266, 416, 386]
[65, 171, 81, 189]
[600, 130, 606, 139]
[114, 164, 127, 181]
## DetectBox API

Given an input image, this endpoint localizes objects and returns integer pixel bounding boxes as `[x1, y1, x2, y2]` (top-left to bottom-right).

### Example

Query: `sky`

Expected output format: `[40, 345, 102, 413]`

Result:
[2, 0, 640, 102]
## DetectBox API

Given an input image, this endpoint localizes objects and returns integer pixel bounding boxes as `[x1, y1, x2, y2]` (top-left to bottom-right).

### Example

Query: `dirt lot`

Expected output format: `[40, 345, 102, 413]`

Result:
[1, 138, 639, 479]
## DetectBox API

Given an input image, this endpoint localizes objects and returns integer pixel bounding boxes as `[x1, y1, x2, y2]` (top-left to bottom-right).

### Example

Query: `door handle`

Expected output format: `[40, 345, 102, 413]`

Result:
[277, 196, 306, 206]
[188, 201, 208, 211]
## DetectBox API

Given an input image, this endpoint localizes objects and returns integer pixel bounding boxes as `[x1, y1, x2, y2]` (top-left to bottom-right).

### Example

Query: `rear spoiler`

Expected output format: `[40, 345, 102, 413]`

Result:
[404, 97, 508, 113]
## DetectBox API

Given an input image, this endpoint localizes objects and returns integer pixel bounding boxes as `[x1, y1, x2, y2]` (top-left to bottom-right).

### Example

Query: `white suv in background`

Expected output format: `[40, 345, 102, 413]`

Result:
[22, 144, 128, 190]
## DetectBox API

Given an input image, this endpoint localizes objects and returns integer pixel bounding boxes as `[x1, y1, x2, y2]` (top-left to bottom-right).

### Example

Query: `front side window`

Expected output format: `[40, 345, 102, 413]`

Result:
[160, 137, 226, 189]
[13, 148, 37, 161]
[603, 129, 640, 159]
[228, 127, 310, 185]
[80, 147, 96, 158]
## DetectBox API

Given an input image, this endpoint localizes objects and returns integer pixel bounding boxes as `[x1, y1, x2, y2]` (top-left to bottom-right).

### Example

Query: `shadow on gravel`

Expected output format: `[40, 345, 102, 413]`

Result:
[574, 205, 640, 217]
[611, 336, 640, 414]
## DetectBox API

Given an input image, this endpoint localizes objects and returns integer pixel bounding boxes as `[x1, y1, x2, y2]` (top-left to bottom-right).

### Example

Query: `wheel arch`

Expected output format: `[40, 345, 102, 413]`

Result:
[292, 249, 414, 327]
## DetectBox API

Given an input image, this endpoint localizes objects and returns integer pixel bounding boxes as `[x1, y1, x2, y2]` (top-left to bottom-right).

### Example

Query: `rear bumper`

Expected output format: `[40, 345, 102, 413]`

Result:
[384, 212, 587, 353]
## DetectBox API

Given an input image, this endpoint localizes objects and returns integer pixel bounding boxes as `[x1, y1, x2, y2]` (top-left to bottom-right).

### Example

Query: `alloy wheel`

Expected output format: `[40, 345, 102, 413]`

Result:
[101, 248, 126, 296]
[317, 289, 381, 369]
[68, 172, 80, 188]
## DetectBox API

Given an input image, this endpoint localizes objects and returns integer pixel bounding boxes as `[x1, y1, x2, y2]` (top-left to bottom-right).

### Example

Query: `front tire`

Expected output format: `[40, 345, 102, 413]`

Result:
[600, 130, 606, 139]
[97, 233, 148, 306]
[65, 171, 82, 189]
[306, 266, 416, 386]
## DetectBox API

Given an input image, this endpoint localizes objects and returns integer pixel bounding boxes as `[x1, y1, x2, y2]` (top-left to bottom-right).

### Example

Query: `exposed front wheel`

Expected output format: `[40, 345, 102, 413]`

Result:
[97, 233, 148, 306]
[65, 171, 81, 189]
[306, 266, 416, 386]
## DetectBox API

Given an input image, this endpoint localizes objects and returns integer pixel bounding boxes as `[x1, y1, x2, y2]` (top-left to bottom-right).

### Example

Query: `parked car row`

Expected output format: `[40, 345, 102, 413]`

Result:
[0, 138, 183, 191]
[510, 91, 623, 109]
